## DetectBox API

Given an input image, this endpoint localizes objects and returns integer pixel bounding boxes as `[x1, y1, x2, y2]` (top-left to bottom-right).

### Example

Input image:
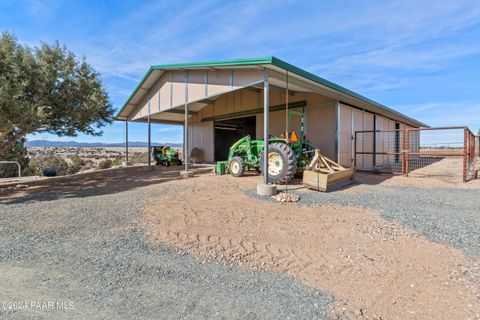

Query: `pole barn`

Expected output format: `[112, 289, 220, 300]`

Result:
[116, 57, 427, 182]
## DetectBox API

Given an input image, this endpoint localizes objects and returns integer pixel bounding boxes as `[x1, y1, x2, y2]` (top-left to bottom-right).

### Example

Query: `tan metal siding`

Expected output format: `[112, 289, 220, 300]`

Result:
[375, 115, 385, 165]
[363, 112, 374, 169]
[171, 71, 186, 108]
[338, 104, 353, 167]
[208, 70, 231, 96]
[130, 69, 265, 121]
[352, 108, 364, 169]
[159, 71, 171, 111]
[306, 103, 336, 160]
[187, 71, 206, 102]
[188, 116, 214, 162]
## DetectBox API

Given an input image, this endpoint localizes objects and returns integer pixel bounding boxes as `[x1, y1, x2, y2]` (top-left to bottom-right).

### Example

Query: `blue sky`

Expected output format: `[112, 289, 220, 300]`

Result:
[1, 0, 479, 143]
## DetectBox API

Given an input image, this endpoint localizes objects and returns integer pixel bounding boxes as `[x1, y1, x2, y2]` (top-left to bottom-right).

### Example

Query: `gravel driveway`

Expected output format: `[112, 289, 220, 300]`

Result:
[0, 170, 334, 320]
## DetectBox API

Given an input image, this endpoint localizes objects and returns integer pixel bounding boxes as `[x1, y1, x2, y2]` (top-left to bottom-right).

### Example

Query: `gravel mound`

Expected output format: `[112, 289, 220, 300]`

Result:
[247, 185, 480, 258]
[0, 187, 334, 319]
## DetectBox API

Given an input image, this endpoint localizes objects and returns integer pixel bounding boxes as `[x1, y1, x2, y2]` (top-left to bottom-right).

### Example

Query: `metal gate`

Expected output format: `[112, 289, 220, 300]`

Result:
[354, 129, 405, 174]
[355, 126, 479, 182]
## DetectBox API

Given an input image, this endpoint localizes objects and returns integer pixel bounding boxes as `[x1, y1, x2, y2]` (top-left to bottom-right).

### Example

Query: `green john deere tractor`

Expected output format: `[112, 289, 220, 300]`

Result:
[151, 146, 182, 166]
[215, 110, 313, 184]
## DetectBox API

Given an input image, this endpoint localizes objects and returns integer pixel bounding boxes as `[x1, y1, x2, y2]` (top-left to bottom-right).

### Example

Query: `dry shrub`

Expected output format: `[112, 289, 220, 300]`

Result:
[130, 152, 148, 164]
[80, 159, 94, 171]
[28, 155, 69, 176]
[97, 159, 113, 170]
[67, 155, 86, 174]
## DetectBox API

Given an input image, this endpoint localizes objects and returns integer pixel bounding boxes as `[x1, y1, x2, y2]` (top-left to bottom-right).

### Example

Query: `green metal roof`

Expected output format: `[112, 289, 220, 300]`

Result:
[151, 56, 274, 69]
[116, 56, 427, 127]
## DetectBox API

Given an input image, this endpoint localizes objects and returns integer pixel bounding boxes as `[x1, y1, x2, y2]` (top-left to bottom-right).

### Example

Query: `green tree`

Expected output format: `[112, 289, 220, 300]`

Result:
[0, 32, 114, 152]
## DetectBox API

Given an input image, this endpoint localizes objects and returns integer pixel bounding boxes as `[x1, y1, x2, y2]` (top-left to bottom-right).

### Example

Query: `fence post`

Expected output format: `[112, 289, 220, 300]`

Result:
[354, 131, 357, 168]
[401, 128, 405, 175]
[463, 127, 467, 182]
[477, 135, 479, 180]
[405, 129, 409, 177]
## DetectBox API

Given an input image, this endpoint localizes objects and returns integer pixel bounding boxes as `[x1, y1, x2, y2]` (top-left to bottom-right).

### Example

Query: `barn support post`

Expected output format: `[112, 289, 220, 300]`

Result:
[147, 98, 152, 168]
[124, 120, 129, 165]
[184, 71, 189, 172]
[334, 100, 339, 162]
[180, 71, 193, 178]
[256, 70, 276, 196]
[263, 73, 269, 185]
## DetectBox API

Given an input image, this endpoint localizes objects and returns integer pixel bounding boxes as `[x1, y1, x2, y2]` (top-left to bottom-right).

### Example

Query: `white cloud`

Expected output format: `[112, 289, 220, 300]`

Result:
[401, 103, 440, 115]
[298, 0, 480, 96]
[393, 101, 480, 130]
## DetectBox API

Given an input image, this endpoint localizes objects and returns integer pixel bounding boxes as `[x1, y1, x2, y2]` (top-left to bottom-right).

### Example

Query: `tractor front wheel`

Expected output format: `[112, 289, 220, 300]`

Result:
[259, 143, 297, 184]
[229, 156, 246, 177]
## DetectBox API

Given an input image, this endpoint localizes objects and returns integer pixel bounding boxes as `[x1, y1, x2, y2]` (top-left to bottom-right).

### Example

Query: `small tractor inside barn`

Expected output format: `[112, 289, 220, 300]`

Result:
[151, 146, 182, 166]
[215, 111, 313, 184]
[216, 110, 355, 190]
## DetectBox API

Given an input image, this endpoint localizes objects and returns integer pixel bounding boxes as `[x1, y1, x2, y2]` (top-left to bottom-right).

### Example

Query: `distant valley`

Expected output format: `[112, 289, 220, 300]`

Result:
[26, 140, 182, 148]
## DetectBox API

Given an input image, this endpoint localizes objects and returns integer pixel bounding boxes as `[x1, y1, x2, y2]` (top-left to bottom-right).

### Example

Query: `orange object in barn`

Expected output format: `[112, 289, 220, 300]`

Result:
[290, 130, 298, 143]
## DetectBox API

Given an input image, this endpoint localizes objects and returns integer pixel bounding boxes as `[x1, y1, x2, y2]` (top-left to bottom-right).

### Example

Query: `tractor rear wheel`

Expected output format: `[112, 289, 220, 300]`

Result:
[259, 143, 297, 184]
[229, 156, 246, 177]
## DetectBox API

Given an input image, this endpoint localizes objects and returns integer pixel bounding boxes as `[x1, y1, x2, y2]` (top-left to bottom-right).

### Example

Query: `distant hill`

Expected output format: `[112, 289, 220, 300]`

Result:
[26, 140, 183, 148]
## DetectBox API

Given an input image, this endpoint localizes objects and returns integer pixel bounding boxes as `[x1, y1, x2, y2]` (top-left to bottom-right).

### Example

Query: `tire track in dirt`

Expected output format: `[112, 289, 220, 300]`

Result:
[143, 175, 480, 320]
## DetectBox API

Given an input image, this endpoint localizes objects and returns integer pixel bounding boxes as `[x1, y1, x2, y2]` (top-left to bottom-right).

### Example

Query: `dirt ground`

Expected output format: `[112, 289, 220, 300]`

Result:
[0, 165, 332, 319]
[1, 166, 479, 319]
[356, 171, 480, 189]
[143, 172, 480, 320]
[408, 156, 465, 178]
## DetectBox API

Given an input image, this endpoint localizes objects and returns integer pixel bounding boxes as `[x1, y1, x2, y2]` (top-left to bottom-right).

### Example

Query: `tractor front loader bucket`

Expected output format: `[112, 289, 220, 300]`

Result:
[302, 149, 355, 192]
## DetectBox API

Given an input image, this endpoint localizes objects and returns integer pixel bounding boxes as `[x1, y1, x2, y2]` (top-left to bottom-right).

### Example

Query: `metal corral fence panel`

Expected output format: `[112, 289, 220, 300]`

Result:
[466, 132, 479, 181]
[406, 127, 467, 181]
[354, 129, 405, 174]
[355, 126, 479, 182]
[476, 135, 480, 177]
[476, 136, 480, 160]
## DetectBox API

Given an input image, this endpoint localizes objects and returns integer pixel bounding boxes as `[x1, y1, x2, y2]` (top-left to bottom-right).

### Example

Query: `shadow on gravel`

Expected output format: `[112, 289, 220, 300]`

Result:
[0, 165, 212, 205]
[0, 185, 335, 319]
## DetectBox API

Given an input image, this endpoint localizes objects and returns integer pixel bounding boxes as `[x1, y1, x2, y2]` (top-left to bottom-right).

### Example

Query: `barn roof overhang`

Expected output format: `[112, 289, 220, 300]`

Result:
[116, 56, 428, 128]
